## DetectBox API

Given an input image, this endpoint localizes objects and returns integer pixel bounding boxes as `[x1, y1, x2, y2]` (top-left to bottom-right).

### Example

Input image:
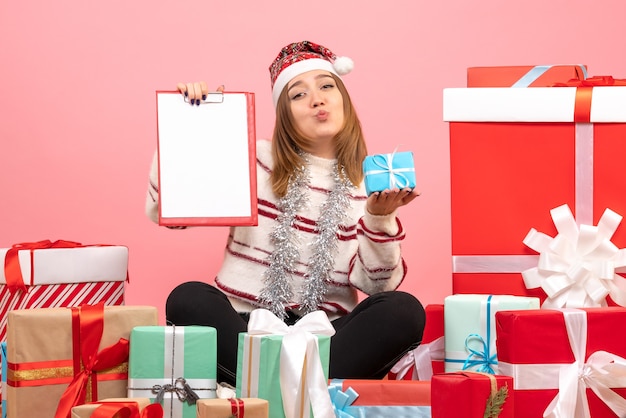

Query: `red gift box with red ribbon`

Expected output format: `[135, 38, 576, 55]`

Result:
[4, 303, 157, 418]
[388, 304, 444, 380]
[496, 307, 626, 417]
[444, 75, 626, 303]
[0, 240, 128, 344]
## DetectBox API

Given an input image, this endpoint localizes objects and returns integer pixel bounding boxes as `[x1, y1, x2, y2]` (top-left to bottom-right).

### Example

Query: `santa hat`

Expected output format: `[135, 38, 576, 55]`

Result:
[269, 40, 354, 107]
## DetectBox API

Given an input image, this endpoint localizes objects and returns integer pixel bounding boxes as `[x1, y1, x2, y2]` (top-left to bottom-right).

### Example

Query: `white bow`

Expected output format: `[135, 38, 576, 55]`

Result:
[248, 309, 336, 418]
[390, 336, 444, 381]
[543, 309, 626, 418]
[522, 204, 626, 308]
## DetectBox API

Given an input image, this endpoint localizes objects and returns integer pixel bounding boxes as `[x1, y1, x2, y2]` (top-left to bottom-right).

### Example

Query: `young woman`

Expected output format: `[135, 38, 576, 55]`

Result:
[146, 40, 425, 385]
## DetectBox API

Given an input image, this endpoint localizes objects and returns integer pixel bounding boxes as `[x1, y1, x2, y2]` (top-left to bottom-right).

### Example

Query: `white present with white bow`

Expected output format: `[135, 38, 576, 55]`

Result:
[235, 309, 335, 418]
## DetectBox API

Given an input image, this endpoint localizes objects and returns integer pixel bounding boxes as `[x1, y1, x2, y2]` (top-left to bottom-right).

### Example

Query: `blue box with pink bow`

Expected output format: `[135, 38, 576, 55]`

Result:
[362, 151, 416, 196]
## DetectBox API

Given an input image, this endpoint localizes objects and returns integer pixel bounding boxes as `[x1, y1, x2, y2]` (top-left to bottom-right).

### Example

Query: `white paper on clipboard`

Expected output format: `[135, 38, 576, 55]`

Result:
[156, 91, 258, 226]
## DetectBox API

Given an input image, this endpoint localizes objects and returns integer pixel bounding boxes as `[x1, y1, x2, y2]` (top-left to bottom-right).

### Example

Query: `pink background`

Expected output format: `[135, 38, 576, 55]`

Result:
[1, 0, 625, 323]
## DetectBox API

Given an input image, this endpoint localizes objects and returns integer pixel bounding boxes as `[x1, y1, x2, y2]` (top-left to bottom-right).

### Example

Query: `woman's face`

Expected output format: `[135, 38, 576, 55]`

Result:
[286, 70, 344, 145]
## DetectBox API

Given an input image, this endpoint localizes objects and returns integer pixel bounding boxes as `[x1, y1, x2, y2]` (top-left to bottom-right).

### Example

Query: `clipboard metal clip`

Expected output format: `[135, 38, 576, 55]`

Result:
[183, 91, 224, 104]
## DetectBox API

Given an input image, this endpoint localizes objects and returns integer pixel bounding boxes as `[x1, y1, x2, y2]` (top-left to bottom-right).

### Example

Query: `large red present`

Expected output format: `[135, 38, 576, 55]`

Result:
[467, 64, 587, 87]
[0, 240, 128, 343]
[329, 379, 431, 417]
[496, 307, 626, 417]
[444, 76, 626, 305]
[431, 371, 513, 418]
[388, 304, 444, 380]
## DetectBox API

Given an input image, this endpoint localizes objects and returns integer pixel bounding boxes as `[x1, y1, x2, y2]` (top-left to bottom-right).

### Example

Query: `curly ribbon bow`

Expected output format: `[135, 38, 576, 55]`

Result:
[364, 151, 415, 189]
[328, 381, 359, 418]
[3, 239, 83, 293]
[522, 204, 626, 308]
[463, 333, 497, 374]
[91, 401, 164, 418]
[152, 377, 200, 405]
[54, 302, 130, 418]
[389, 336, 444, 380]
[246, 308, 336, 418]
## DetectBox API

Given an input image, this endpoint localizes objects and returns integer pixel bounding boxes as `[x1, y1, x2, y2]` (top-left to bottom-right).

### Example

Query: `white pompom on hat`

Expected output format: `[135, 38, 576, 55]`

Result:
[269, 40, 353, 107]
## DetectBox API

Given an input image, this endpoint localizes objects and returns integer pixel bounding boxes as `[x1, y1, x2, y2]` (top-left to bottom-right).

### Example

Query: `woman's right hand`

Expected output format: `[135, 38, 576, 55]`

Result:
[176, 82, 224, 106]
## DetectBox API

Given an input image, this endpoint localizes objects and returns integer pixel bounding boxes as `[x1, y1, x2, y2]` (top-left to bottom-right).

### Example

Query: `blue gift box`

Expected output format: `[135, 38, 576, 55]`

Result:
[363, 151, 416, 196]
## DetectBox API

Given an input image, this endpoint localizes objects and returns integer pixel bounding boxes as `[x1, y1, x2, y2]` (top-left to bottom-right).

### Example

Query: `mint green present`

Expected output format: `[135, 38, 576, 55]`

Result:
[444, 294, 539, 374]
[128, 325, 217, 418]
[236, 309, 335, 418]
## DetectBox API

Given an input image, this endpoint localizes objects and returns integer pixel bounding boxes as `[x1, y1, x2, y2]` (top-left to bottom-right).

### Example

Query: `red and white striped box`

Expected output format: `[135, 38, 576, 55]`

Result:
[0, 241, 127, 344]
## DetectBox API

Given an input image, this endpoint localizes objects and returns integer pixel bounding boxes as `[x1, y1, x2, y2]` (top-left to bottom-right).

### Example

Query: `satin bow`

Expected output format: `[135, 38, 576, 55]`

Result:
[389, 336, 444, 380]
[247, 308, 336, 418]
[91, 402, 164, 418]
[462, 333, 497, 374]
[544, 309, 626, 418]
[328, 381, 359, 418]
[522, 204, 626, 308]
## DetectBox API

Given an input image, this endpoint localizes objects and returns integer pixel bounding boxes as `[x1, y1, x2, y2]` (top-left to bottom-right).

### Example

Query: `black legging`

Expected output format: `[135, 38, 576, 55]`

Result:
[165, 281, 425, 385]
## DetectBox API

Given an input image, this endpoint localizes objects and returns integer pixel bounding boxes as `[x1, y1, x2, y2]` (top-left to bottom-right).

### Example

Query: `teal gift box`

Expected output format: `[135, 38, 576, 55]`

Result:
[236, 310, 333, 418]
[444, 294, 539, 374]
[363, 151, 416, 196]
[128, 325, 217, 418]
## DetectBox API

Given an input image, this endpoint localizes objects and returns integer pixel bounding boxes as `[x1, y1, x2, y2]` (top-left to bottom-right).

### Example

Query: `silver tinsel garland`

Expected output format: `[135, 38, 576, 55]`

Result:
[258, 158, 352, 319]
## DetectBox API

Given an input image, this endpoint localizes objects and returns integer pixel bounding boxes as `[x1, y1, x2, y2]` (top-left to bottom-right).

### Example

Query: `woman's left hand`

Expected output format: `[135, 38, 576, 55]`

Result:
[366, 188, 421, 216]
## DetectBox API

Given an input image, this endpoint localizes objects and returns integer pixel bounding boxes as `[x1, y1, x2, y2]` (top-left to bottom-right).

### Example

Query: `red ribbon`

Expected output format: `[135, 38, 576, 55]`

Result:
[230, 398, 245, 417]
[54, 302, 131, 418]
[553, 76, 626, 123]
[91, 402, 164, 418]
[3, 240, 130, 294]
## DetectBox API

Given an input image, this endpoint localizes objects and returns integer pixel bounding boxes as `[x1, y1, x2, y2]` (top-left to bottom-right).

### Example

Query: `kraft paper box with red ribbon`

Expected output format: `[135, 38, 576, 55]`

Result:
[236, 309, 334, 418]
[127, 325, 217, 418]
[362, 151, 416, 196]
[5, 303, 158, 418]
[0, 240, 128, 344]
[328, 379, 431, 417]
[196, 398, 268, 418]
[444, 294, 539, 374]
[431, 371, 514, 418]
[444, 76, 626, 304]
[467, 64, 587, 87]
[496, 307, 626, 418]
[70, 398, 162, 418]
[388, 304, 444, 381]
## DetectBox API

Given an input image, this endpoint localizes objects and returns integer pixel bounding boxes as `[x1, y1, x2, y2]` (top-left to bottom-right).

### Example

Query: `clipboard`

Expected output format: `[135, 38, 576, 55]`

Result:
[156, 90, 258, 226]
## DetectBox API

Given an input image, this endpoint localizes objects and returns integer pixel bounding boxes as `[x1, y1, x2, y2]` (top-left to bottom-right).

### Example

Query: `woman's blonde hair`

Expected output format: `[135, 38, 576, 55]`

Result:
[270, 74, 367, 197]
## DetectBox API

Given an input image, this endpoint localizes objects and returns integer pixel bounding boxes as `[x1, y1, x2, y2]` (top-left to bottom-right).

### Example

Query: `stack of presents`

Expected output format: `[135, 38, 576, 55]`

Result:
[3, 64, 626, 417]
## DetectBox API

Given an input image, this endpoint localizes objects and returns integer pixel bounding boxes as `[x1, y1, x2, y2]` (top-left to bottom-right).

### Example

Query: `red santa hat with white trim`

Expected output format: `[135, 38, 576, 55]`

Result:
[269, 40, 354, 107]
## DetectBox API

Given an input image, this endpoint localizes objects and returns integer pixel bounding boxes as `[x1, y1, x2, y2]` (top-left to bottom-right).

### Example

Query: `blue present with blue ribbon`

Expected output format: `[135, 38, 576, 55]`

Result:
[443, 294, 539, 374]
[362, 151, 416, 196]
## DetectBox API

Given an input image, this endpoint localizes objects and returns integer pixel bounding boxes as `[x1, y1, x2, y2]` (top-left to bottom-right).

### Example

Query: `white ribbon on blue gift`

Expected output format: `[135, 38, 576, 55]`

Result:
[364, 152, 415, 189]
[444, 295, 498, 374]
[328, 380, 432, 418]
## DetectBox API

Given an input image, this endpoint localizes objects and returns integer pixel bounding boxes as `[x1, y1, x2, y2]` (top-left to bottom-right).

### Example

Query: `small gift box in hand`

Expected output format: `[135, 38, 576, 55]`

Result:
[363, 151, 416, 196]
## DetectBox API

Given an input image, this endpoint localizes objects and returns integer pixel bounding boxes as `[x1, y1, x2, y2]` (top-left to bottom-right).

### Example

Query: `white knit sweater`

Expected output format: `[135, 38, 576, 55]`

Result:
[146, 139, 408, 318]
